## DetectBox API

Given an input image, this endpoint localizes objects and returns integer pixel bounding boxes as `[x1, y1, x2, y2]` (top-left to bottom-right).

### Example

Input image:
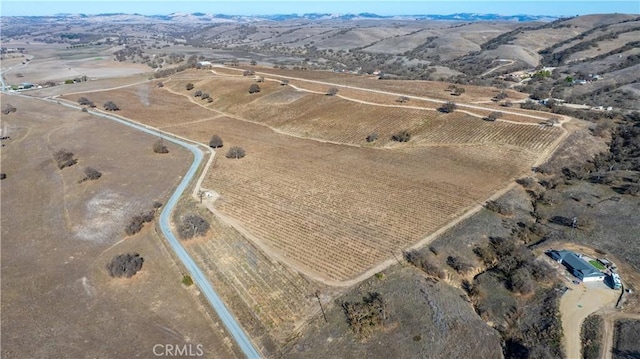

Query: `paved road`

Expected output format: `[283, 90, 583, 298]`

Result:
[6, 93, 262, 359]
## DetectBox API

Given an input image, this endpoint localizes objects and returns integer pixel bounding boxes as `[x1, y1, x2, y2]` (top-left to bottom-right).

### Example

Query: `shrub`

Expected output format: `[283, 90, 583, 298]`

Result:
[182, 275, 194, 286]
[485, 111, 503, 121]
[0, 173, 6, 180]
[366, 132, 379, 142]
[81, 108, 88, 112]
[391, 130, 411, 142]
[186, 83, 194, 91]
[243, 69, 255, 76]
[439, 101, 457, 113]
[201, 92, 210, 100]
[405, 250, 446, 279]
[248, 84, 260, 94]
[157, 82, 164, 88]
[280, 79, 289, 86]
[106, 253, 144, 278]
[2, 104, 17, 114]
[194, 90, 202, 97]
[451, 87, 465, 96]
[153, 139, 169, 154]
[103, 101, 120, 111]
[207, 97, 214, 103]
[209, 134, 223, 148]
[326, 87, 339, 96]
[54, 149, 77, 169]
[226, 146, 246, 159]
[178, 214, 210, 239]
[396, 96, 409, 103]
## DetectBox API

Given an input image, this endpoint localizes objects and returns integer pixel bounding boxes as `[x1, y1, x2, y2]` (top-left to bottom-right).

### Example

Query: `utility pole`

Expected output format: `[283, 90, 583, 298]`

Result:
[315, 290, 327, 323]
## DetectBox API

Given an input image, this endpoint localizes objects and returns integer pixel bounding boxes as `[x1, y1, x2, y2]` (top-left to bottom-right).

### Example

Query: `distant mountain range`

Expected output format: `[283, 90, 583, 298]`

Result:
[23, 12, 559, 23]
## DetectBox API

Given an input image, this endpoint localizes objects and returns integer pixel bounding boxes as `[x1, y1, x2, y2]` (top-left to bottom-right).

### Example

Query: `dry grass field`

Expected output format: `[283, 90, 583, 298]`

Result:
[66, 72, 566, 284]
[0, 95, 240, 358]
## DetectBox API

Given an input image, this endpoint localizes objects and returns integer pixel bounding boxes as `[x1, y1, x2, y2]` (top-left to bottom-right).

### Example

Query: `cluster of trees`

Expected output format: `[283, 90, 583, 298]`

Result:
[473, 236, 551, 295]
[342, 292, 387, 339]
[54, 149, 77, 169]
[106, 253, 144, 278]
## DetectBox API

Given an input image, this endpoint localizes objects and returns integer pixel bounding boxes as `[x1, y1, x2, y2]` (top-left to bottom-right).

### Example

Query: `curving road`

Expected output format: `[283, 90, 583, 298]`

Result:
[6, 93, 262, 359]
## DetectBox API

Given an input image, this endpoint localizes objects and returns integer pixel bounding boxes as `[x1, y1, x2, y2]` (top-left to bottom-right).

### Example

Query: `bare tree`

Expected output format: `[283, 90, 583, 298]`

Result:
[153, 139, 169, 153]
[106, 253, 144, 278]
[209, 134, 223, 148]
[103, 101, 120, 111]
[2, 104, 17, 114]
[326, 87, 339, 96]
[178, 214, 210, 239]
[226, 146, 246, 159]
[248, 84, 261, 94]
[77, 97, 95, 107]
[54, 149, 77, 169]
[79, 167, 102, 182]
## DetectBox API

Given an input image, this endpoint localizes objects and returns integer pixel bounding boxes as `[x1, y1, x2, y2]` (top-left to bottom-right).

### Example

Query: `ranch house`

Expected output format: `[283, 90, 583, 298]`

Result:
[548, 249, 605, 282]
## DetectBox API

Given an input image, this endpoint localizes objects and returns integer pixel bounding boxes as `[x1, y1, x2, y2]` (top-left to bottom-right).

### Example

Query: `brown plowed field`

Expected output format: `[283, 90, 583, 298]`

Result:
[65, 73, 564, 283]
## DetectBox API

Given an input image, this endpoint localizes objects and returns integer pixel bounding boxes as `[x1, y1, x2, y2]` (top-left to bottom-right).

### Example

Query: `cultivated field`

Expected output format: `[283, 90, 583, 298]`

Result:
[66, 72, 566, 284]
[0, 94, 240, 358]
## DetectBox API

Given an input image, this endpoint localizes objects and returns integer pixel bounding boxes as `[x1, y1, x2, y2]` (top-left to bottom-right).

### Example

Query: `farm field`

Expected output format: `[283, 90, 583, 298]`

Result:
[0, 94, 240, 358]
[67, 75, 565, 284]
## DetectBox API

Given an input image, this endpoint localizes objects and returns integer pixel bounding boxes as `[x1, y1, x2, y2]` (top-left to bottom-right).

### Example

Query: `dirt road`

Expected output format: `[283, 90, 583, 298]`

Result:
[560, 281, 619, 359]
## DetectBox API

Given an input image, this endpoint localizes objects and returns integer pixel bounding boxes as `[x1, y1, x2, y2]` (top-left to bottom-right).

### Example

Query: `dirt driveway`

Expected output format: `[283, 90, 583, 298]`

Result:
[560, 281, 619, 359]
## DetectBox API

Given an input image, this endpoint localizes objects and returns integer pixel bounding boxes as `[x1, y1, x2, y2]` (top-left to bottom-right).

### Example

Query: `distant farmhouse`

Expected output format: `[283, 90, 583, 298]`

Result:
[549, 250, 605, 282]
[197, 61, 212, 68]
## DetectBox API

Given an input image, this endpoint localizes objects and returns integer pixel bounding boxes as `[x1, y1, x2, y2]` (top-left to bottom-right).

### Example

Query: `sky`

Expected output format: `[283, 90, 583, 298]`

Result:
[1, 1, 639, 17]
